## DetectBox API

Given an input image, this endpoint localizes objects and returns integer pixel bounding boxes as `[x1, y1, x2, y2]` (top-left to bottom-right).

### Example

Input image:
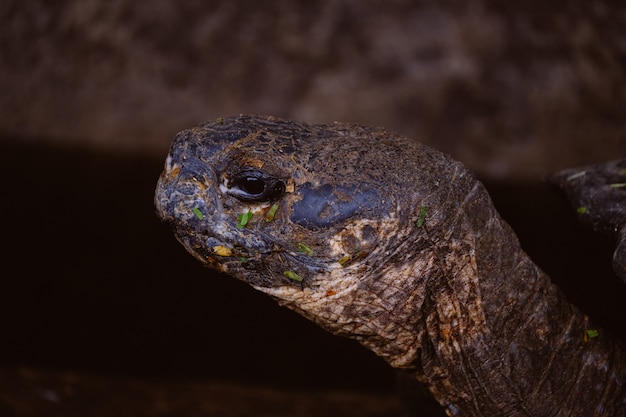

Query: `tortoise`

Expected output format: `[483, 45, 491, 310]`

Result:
[154, 114, 625, 416]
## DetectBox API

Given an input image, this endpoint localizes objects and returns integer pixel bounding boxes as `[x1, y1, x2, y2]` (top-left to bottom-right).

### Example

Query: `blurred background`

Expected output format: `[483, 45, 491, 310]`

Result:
[1, 1, 625, 416]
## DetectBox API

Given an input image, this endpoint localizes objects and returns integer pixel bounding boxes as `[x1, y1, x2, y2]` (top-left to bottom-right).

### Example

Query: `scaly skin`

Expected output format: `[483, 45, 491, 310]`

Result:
[155, 114, 625, 416]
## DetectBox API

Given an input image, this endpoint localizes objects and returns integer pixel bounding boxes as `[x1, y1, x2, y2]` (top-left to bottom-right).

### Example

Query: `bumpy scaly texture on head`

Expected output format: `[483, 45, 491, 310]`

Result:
[156, 115, 626, 417]
[155, 115, 479, 359]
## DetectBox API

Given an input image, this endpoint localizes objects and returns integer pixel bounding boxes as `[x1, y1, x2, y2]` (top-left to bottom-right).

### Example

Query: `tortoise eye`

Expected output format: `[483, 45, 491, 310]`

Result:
[229, 169, 285, 202]
[237, 175, 266, 195]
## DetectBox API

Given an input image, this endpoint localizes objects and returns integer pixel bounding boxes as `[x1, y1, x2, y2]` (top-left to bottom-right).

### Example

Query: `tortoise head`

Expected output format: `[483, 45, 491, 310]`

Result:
[155, 115, 472, 363]
[155, 115, 400, 287]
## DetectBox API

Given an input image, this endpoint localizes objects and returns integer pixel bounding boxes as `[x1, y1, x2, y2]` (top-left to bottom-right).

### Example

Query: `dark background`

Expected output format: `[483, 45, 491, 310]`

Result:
[0, 139, 396, 391]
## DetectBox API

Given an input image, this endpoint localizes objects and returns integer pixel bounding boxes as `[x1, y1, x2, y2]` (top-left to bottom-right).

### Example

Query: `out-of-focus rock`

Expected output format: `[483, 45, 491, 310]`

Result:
[1, 0, 624, 179]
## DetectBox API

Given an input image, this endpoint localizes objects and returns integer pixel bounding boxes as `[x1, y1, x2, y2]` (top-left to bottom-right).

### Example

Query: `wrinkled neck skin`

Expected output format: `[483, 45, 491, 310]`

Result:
[260, 172, 626, 417]
[156, 115, 624, 416]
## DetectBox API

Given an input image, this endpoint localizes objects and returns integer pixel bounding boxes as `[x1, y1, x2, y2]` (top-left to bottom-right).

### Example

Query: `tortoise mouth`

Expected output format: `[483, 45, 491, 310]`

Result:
[168, 217, 276, 265]
[168, 214, 335, 286]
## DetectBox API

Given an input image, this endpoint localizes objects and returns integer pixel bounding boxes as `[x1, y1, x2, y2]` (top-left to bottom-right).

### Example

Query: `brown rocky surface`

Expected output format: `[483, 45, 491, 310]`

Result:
[0, 367, 407, 417]
[1, 0, 624, 179]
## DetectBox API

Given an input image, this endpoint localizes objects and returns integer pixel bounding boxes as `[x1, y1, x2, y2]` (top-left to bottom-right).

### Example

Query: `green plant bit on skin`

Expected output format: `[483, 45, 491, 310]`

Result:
[609, 183, 626, 189]
[337, 255, 351, 266]
[265, 204, 279, 222]
[337, 250, 366, 267]
[297, 243, 314, 256]
[416, 205, 428, 228]
[237, 210, 253, 229]
[283, 270, 303, 282]
[585, 329, 599, 342]
[216, 117, 224, 124]
[577, 206, 587, 215]
[192, 207, 204, 220]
